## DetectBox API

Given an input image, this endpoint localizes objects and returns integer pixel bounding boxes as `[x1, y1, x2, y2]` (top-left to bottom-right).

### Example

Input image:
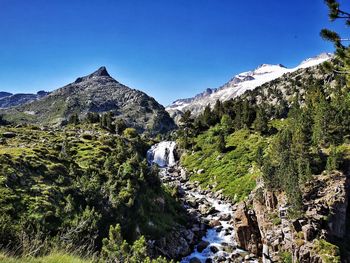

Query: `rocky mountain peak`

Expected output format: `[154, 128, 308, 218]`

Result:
[74, 66, 112, 84]
[90, 66, 111, 77]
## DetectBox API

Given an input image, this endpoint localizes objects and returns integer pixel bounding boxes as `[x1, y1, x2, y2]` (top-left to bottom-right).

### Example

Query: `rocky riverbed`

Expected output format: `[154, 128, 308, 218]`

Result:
[147, 141, 258, 263]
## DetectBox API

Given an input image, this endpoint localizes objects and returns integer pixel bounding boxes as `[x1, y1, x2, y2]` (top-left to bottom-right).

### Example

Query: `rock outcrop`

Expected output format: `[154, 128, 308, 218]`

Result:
[232, 171, 349, 263]
[233, 202, 262, 256]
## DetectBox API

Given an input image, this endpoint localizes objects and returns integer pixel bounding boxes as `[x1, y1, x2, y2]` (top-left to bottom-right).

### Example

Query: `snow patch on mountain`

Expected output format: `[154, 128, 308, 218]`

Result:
[166, 53, 333, 118]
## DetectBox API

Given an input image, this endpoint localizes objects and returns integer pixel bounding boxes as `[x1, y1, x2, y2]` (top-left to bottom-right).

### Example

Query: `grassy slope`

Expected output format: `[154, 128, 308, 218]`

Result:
[181, 128, 267, 201]
[0, 252, 92, 263]
[0, 124, 185, 261]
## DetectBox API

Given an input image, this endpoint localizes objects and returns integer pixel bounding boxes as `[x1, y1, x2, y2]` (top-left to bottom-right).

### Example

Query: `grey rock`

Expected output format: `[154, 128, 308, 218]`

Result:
[2, 132, 16, 138]
[210, 245, 219, 254]
[189, 257, 201, 263]
[197, 240, 210, 253]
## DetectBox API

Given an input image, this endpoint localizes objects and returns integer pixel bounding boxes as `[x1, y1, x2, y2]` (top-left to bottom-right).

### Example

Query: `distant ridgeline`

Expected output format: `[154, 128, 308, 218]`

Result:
[167, 53, 333, 122]
[0, 67, 176, 135]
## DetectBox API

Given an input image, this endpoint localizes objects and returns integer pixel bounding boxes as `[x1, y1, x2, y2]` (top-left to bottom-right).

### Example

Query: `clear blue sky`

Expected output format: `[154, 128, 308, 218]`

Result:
[0, 0, 349, 105]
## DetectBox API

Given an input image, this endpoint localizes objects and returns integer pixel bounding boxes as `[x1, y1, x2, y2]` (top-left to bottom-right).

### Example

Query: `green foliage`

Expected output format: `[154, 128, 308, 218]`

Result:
[68, 113, 80, 125]
[0, 125, 184, 260]
[216, 132, 226, 153]
[321, 0, 350, 85]
[313, 239, 341, 263]
[86, 112, 100, 124]
[115, 119, 127, 135]
[0, 251, 93, 263]
[100, 112, 115, 132]
[177, 110, 195, 149]
[123, 128, 138, 139]
[101, 224, 129, 263]
[181, 128, 266, 201]
[101, 224, 172, 263]
[326, 145, 341, 171]
[262, 107, 312, 211]
[279, 251, 292, 263]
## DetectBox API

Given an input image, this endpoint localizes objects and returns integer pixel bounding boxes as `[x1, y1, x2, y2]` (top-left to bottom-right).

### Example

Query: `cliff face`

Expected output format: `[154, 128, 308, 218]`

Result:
[233, 172, 349, 263]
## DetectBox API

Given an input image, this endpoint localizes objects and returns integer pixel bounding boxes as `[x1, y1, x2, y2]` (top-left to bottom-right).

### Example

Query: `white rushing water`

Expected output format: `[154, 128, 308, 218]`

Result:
[147, 141, 176, 167]
[180, 191, 236, 263]
[148, 141, 257, 263]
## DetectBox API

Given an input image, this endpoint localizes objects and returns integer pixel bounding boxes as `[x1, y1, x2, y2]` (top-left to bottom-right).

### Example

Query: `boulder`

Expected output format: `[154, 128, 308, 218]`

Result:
[209, 219, 221, 227]
[222, 244, 235, 253]
[199, 204, 216, 216]
[301, 224, 316, 241]
[233, 203, 262, 256]
[2, 132, 16, 138]
[180, 168, 188, 181]
[197, 169, 205, 174]
[189, 257, 201, 263]
[210, 245, 219, 253]
[197, 240, 210, 252]
[219, 213, 231, 221]
[187, 198, 198, 208]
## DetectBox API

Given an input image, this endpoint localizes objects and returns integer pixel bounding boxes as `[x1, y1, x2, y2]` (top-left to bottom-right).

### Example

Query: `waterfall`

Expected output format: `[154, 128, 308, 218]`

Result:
[147, 141, 176, 167]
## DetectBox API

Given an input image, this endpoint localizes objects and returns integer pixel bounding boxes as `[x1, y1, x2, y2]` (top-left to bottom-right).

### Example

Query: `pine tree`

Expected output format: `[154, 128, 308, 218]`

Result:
[217, 132, 226, 153]
[115, 119, 127, 134]
[220, 114, 233, 135]
[326, 145, 340, 171]
[86, 112, 100, 123]
[253, 106, 268, 134]
[101, 224, 129, 263]
[68, 113, 79, 125]
[321, 0, 350, 85]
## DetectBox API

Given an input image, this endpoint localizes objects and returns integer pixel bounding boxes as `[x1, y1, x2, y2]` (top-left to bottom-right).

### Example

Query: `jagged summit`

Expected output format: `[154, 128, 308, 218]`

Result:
[74, 66, 113, 84]
[90, 66, 111, 77]
[256, 63, 286, 70]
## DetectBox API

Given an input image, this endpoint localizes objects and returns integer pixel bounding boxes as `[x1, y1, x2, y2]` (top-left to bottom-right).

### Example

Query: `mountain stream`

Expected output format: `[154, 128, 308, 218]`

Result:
[147, 141, 257, 263]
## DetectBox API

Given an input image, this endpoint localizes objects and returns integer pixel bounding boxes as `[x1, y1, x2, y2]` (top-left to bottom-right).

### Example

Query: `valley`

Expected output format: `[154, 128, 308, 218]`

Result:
[0, 1, 350, 260]
[0, 51, 349, 263]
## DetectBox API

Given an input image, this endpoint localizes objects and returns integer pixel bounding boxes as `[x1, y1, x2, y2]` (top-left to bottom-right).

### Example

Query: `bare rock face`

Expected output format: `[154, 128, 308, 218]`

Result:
[241, 171, 349, 263]
[233, 202, 262, 256]
[304, 172, 349, 240]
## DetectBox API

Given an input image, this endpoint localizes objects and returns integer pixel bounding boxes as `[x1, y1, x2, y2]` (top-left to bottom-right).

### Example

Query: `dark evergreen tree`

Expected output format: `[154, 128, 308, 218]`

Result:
[217, 132, 226, 153]
[68, 113, 79, 125]
[253, 106, 268, 134]
[86, 112, 100, 123]
[115, 119, 127, 135]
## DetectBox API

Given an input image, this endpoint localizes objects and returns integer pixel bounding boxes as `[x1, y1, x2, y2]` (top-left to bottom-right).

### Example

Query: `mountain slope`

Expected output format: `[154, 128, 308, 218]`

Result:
[0, 91, 49, 108]
[167, 53, 332, 120]
[1, 67, 175, 134]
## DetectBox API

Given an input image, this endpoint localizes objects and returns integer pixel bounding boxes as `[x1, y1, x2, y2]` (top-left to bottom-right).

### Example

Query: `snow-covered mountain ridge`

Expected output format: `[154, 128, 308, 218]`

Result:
[166, 53, 333, 119]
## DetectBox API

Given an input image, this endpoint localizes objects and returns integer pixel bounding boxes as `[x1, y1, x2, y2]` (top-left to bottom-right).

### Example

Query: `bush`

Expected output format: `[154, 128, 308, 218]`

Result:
[313, 239, 340, 263]
[123, 128, 138, 139]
